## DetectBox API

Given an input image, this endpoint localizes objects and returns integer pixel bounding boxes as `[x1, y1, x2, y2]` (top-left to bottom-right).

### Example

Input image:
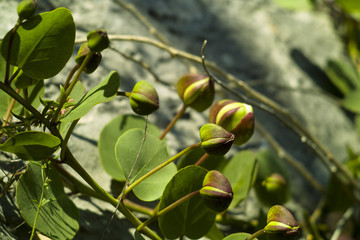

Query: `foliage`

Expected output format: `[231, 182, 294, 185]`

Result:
[0, 1, 360, 240]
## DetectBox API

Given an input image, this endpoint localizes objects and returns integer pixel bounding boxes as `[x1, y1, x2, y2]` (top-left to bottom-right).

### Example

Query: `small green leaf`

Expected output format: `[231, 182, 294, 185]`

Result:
[272, 0, 314, 11]
[61, 71, 120, 122]
[355, 114, 360, 138]
[0, 131, 60, 160]
[1, 8, 75, 79]
[99, 114, 161, 181]
[343, 89, 360, 113]
[16, 162, 79, 239]
[115, 129, 176, 201]
[206, 223, 225, 240]
[223, 150, 257, 209]
[158, 166, 216, 239]
[223, 232, 257, 240]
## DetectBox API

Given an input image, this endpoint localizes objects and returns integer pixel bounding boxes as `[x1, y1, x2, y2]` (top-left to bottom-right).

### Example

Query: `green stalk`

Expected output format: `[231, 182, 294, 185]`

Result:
[137, 190, 200, 232]
[247, 229, 265, 240]
[194, 153, 210, 166]
[159, 104, 187, 140]
[124, 142, 201, 196]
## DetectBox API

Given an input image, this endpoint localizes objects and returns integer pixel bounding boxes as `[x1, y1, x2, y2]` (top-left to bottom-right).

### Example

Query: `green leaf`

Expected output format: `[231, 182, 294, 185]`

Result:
[254, 149, 291, 206]
[324, 174, 353, 212]
[272, 0, 314, 11]
[223, 232, 257, 240]
[335, 0, 360, 13]
[0, 131, 60, 160]
[99, 114, 161, 181]
[158, 166, 216, 239]
[223, 150, 257, 209]
[177, 147, 227, 171]
[343, 89, 360, 113]
[115, 129, 176, 201]
[1, 8, 75, 79]
[355, 114, 360, 138]
[16, 162, 79, 239]
[61, 71, 120, 122]
[325, 59, 360, 95]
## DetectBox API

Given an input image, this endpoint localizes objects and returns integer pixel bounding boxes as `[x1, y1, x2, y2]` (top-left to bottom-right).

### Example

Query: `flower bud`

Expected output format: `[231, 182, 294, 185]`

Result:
[84, 53, 102, 74]
[177, 73, 214, 112]
[256, 173, 289, 206]
[200, 170, 233, 212]
[130, 81, 159, 115]
[199, 123, 234, 156]
[209, 99, 254, 145]
[87, 29, 109, 52]
[17, 0, 37, 21]
[75, 43, 91, 65]
[265, 205, 300, 240]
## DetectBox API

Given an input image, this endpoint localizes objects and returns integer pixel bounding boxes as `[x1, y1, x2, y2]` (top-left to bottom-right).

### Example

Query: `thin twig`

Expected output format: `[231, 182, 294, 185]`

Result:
[113, 0, 169, 44]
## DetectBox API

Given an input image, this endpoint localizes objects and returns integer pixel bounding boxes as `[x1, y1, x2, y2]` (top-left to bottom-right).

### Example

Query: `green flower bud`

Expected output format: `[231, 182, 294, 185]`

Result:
[84, 53, 102, 74]
[75, 43, 91, 65]
[209, 99, 254, 145]
[265, 205, 300, 240]
[130, 81, 159, 115]
[199, 123, 235, 156]
[200, 170, 233, 212]
[17, 0, 37, 21]
[177, 73, 214, 112]
[87, 29, 110, 52]
[256, 173, 289, 206]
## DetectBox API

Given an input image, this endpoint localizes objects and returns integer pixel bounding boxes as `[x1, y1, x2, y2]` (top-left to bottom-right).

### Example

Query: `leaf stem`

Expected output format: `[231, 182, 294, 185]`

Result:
[159, 104, 187, 140]
[194, 153, 210, 166]
[124, 142, 201, 196]
[137, 190, 200, 232]
[246, 228, 265, 240]
[2, 88, 20, 126]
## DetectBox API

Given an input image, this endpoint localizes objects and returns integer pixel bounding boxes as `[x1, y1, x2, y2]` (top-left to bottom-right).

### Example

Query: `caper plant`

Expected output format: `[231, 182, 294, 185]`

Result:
[0, 2, 305, 240]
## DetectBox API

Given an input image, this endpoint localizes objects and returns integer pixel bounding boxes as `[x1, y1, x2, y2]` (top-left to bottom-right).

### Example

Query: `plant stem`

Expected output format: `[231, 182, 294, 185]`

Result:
[137, 190, 200, 232]
[117, 91, 131, 97]
[159, 104, 187, 140]
[63, 64, 80, 90]
[247, 228, 265, 240]
[194, 153, 210, 166]
[125, 142, 201, 195]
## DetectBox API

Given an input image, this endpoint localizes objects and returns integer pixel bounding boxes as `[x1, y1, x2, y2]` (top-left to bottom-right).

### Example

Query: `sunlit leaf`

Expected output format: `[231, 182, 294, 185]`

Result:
[0, 131, 60, 160]
[115, 129, 176, 201]
[99, 114, 161, 181]
[343, 89, 360, 113]
[1, 8, 75, 79]
[272, 0, 314, 11]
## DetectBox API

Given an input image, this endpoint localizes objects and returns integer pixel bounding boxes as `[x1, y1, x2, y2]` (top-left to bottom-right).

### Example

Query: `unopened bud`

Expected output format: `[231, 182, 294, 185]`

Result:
[200, 170, 233, 212]
[257, 173, 289, 206]
[75, 43, 91, 65]
[17, 0, 37, 21]
[177, 73, 214, 112]
[209, 99, 254, 145]
[199, 123, 234, 156]
[265, 205, 300, 240]
[130, 81, 159, 115]
[87, 29, 109, 52]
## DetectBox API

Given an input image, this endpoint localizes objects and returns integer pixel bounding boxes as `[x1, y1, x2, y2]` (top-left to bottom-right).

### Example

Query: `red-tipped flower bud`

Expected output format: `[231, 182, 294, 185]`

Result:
[177, 73, 214, 112]
[87, 29, 109, 52]
[265, 205, 301, 240]
[200, 170, 233, 212]
[199, 123, 235, 156]
[17, 0, 37, 21]
[130, 81, 159, 115]
[209, 99, 254, 145]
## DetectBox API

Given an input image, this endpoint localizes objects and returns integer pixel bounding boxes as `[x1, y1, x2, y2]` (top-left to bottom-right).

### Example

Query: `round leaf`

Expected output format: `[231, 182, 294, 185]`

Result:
[115, 129, 176, 201]
[223, 150, 257, 209]
[16, 162, 79, 239]
[158, 166, 216, 239]
[0, 131, 60, 160]
[99, 115, 162, 181]
[1, 8, 76, 79]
